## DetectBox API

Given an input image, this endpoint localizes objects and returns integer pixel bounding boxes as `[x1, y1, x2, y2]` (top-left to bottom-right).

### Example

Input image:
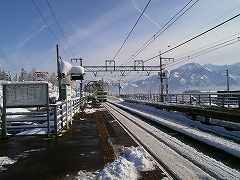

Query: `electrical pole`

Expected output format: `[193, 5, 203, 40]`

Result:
[166, 72, 169, 95]
[226, 68, 230, 91]
[159, 52, 164, 102]
[118, 80, 121, 97]
[56, 44, 62, 101]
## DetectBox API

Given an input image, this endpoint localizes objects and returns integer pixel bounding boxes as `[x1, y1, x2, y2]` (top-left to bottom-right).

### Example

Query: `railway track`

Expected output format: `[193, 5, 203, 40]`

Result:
[103, 102, 240, 180]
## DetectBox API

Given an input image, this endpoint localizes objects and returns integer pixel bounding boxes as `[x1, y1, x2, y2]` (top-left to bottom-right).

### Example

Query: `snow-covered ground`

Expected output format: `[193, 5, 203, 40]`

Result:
[120, 101, 240, 142]
[75, 146, 155, 180]
[113, 102, 240, 159]
[106, 102, 240, 179]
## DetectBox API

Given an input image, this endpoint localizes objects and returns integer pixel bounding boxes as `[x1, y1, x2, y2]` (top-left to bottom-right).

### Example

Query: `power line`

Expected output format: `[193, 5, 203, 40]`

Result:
[129, 0, 199, 61]
[173, 33, 240, 58]
[31, 0, 60, 42]
[45, 0, 74, 57]
[112, 0, 152, 61]
[120, 34, 240, 80]
[144, 12, 240, 63]
[45, 0, 67, 40]
[165, 35, 240, 69]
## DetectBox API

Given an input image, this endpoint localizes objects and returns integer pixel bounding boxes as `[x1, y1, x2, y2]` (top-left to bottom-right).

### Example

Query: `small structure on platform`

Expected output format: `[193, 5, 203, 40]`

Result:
[0, 81, 81, 138]
[1, 82, 49, 138]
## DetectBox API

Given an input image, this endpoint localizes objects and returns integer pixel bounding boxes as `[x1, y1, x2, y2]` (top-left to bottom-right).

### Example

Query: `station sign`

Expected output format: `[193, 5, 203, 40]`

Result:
[3, 82, 49, 107]
[34, 71, 49, 81]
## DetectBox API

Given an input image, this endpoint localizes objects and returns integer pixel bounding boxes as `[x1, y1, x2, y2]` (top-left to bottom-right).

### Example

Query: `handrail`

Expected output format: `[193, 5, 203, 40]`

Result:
[1, 96, 81, 137]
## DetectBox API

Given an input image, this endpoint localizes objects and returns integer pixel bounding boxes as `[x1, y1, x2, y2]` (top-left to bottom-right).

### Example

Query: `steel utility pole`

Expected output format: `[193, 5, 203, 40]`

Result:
[56, 44, 63, 101]
[159, 52, 164, 102]
[118, 80, 121, 97]
[226, 68, 230, 91]
[166, 72, 169, 95]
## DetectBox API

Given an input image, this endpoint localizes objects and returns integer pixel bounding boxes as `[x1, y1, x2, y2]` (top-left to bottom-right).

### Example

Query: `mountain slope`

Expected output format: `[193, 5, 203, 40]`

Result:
[123, 63, 239, 93]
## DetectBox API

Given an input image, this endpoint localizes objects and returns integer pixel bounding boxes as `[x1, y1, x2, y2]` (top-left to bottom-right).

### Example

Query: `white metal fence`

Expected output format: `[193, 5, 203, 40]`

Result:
[0, 97, 81, 137]
[122, 93, 240, 108]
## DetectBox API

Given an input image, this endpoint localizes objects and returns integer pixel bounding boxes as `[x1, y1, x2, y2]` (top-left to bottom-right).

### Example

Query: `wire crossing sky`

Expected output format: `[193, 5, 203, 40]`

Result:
[0, 0, 239, 72]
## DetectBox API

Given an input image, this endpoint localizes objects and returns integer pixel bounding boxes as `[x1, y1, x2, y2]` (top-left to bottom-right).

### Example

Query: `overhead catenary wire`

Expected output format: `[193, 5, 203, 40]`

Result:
[31, 0, 60, 42]
[45, 0, 67, 39]
[45, 0, 75, 57]
[112, 0, 152, 61]
[120, 34, 240, 84]
[165, 35, 240, 69]
[129, 0, 200, 61]
[144, 12, 240, 63]
[32, 0, 70, 58]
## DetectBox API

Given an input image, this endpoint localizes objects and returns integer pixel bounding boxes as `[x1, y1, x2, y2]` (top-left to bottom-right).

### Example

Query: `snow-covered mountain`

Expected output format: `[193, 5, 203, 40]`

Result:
[122, 63, 240, 93]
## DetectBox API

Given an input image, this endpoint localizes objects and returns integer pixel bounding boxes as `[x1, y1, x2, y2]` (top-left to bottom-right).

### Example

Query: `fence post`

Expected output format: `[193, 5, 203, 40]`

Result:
[1, 106, 7, 139]
[209, 94, 212, 106]
[47, 105, 50, 136]
[70, 99, 73, 125]
[222, 96, 225, 107]
[60, 104, 64, 129]
[66, 101, 69, 129]
[198, 94, 201, 105]
[1, 86, 7, 138]
[237, 96, 240, 108]
[53, 105, 58, 135]
[190, 95, 192, 105]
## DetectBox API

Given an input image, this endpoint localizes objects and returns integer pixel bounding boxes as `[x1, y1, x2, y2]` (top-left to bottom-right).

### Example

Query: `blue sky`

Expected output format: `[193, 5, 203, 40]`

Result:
[0, 0, 240, 73]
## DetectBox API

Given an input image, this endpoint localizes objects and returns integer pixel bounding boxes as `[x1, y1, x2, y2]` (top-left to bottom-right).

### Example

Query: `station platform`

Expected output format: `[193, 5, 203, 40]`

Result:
[0, 107, 164, 180]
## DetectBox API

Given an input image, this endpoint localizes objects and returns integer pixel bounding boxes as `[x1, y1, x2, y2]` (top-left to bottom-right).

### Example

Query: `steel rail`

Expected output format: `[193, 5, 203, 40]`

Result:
[104, 102, 240, 179]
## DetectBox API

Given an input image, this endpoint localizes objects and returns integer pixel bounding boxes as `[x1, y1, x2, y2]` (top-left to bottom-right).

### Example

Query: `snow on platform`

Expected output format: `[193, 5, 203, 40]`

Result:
[76, 146, 155, 180]
[0, 157, 16, 172]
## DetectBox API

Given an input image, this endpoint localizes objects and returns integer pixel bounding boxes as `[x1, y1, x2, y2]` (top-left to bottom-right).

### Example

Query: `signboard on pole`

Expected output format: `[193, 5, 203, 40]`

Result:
[3, 82, 49, 107]
[34, 72, 49, 81]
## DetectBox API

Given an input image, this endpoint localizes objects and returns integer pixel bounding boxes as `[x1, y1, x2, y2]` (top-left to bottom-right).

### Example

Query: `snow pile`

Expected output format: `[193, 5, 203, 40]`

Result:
[59, 59, 72, 75]
[7, 108, 30, 118]
[97, 146, 154, 180]
[0, 156, 16, 171]
[75, 170, 98, 180]
[121, 146, 154, 171]
[84, 108, 96, 114]
[75, 146, 155, 180]
[97, 157, 138, 180]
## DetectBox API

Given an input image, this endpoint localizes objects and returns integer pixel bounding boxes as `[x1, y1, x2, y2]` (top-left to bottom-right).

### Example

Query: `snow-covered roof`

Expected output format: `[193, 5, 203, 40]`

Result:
[59, 59, 72, 75]
[70, 66, 85, 75]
